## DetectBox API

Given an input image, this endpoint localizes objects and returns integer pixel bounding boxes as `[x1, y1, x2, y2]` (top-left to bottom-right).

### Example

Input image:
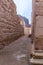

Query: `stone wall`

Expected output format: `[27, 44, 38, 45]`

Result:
[32, 0, 43, 50]
[0, 0, 24, 49]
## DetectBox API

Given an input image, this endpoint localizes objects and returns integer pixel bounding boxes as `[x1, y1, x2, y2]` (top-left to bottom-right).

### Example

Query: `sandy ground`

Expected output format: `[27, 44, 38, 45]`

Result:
[0, 36, 32, 65]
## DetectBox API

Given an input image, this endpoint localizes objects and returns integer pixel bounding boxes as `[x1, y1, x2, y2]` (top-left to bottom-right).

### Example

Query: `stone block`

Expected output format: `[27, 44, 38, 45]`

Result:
[35, 16, 43, 37]
[35, 2, 43, 15]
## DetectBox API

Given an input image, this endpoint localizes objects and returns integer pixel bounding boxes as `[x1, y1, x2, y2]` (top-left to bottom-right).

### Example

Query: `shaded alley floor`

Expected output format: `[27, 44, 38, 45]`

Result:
[0, 36, 31, 65]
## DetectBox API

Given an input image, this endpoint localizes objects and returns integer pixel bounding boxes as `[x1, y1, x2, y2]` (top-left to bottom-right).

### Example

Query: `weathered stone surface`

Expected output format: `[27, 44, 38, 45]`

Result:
[0, 0, 24, 49]
[35, 2, 43, 15]
[35, 0, 43, 2]
[30, 0, 43, 65]
[35, 38, 43, 50]
[32, 0, 43, 50]
[35, 16, 43, 37]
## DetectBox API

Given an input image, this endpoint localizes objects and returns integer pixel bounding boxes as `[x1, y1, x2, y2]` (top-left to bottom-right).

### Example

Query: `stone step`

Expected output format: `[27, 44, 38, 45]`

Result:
[30, 58, 43, 65]
[31, 52, 43, 59]
[30, 44, 43, 59]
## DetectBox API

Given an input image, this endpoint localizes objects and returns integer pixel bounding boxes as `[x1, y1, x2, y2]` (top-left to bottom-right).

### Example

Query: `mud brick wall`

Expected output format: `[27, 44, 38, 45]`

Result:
[32, 0, 43, 50]
[0, 0, 24, 49]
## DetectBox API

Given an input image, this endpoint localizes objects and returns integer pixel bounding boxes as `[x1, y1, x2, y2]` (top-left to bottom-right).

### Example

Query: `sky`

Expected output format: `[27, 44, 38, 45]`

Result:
[13, 0, 32, 24]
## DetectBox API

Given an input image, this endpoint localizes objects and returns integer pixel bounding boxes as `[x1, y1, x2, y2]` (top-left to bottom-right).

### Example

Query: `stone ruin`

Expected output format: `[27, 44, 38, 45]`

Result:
[30, 0, 43, 65]
[32, 0, 43, 50]
[0, 0, 24, 49]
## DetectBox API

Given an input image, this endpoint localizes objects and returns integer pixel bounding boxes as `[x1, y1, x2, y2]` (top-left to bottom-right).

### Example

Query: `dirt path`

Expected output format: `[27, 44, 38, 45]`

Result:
[0, 36, 31, 65]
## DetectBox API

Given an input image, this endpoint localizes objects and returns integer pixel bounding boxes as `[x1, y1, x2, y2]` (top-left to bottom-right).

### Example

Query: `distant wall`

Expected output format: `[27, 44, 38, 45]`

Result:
[24, 27, 31, 35]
